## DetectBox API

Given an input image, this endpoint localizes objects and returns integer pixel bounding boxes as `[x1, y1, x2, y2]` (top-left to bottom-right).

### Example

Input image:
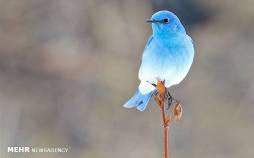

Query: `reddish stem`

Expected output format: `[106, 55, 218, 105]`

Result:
[161, 102, 169, 158]
[156, 80, 170, 158]
[164, 126, 169, 158]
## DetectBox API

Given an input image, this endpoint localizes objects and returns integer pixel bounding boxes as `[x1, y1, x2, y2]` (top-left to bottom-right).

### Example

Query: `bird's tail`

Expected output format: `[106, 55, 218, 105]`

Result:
[123, 89, 155, 111]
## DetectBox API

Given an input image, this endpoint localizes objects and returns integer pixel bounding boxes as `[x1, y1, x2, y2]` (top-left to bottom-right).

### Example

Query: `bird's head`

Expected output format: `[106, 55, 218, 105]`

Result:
[146, 10, 186, 37]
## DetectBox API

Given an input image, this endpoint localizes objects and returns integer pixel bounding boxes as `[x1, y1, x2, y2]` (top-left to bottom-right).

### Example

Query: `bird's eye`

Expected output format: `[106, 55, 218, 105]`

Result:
[163, 18, 169, 23]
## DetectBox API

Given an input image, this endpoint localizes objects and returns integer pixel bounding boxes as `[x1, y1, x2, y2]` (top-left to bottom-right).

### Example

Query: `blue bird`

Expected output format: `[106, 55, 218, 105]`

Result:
[124, 10, 194, 111]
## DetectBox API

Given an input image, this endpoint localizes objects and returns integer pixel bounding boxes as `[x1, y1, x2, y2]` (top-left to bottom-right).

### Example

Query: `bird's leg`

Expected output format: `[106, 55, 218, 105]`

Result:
[166, 91, 173, 110]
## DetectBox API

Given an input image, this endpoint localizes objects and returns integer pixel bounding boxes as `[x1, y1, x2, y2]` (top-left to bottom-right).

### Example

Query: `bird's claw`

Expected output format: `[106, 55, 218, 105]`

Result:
[166, 91, 173, 110]
[166, 91, 180, 111]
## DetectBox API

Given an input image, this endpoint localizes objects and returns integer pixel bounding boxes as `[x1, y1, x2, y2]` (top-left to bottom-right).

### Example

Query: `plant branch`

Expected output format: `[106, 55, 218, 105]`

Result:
[154, 80, 170, 158]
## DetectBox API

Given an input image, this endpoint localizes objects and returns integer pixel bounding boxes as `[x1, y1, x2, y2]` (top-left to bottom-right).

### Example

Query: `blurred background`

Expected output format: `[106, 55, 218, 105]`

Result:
[0, 0, 254, 158]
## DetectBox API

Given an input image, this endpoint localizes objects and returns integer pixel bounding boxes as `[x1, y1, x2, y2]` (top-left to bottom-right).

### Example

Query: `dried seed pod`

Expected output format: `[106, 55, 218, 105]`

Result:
[173, 102, 183, 122]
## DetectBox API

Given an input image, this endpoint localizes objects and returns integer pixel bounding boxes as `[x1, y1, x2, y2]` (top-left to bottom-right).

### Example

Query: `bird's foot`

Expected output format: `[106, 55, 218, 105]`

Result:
[166, 91, 173, 110]
[166, 91, 180, 110]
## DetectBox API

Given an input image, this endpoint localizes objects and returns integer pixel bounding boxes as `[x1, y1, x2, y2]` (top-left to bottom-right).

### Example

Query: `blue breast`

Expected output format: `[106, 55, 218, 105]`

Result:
[139, 33, 194, 87]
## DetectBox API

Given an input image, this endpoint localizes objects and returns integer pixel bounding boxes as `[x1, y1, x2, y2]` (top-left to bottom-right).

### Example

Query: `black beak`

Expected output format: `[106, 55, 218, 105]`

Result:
[146, 19, 162, 23]
[146, 19, 156, 23]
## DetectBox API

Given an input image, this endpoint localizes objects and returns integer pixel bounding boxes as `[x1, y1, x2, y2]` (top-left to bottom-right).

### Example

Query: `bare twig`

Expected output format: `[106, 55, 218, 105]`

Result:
[154, 80, 183, 158]
[154, 80, 170, 158]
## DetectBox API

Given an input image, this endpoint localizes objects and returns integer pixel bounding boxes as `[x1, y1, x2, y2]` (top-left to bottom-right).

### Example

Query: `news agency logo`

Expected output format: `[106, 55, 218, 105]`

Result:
[8, 147, 30, 153]
[7, 146, 69, 153]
